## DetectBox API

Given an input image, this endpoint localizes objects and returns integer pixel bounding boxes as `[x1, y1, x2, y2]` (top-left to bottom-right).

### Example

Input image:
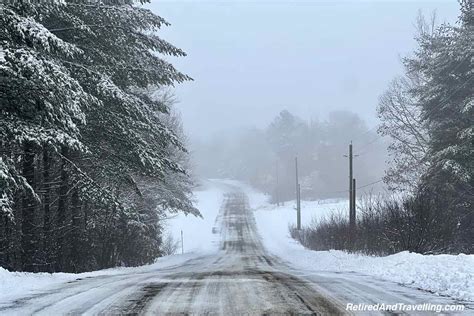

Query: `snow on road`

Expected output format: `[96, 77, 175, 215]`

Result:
[0, 252, 200, 307]
[0, 179, 226, 307]
[0, 181, 348, 315]
[0, 178, 472, 314]
[165, 178, 228, 254]
[230, 181, 474, 303]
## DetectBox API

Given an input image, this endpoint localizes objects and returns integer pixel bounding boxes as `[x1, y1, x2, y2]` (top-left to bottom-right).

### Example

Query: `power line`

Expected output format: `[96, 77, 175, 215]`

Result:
[358, 179, 384, 190]
[355, 135, 384, 155]
[318, 179, 384, 195]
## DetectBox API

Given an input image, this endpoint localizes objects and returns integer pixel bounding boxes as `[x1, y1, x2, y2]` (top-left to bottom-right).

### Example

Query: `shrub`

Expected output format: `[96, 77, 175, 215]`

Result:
[290, 190, 469, 255]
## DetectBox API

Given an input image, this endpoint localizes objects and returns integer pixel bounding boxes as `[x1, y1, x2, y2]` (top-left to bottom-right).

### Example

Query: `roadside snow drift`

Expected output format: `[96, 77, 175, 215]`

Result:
[0, 252, 199, 306]
[0, 179, 226, 306]
[0, 179, 472, 307]
[234, 181, 474, 303]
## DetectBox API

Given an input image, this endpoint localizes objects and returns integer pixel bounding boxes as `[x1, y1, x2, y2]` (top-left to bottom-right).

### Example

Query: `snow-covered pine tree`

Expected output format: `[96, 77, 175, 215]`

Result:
[45, 1, 193, 270]
[1, 3, 96, 271]
[116, 88, 199, 264]
[1, 0, 196, 272]
[136, 88, 199, 217]
[404, 0, 473, 252]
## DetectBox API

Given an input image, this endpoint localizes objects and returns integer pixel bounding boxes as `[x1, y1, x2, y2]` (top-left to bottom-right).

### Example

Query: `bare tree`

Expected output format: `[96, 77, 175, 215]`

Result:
[377, 12, 438, 192]
[378, 76, 429, 191]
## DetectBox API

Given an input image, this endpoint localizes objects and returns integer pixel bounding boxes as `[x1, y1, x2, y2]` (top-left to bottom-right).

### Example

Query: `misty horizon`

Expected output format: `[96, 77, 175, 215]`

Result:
[146, 0, 459, 141]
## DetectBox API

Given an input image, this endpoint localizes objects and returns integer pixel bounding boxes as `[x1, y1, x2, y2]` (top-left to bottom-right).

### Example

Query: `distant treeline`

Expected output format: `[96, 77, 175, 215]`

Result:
[193, 110, 387, 201]
[292, 2, 473, 255]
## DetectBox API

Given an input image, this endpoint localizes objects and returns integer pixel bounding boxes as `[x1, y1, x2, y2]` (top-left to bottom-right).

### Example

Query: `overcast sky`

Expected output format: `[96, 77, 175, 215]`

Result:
[145, 1, 459, 140]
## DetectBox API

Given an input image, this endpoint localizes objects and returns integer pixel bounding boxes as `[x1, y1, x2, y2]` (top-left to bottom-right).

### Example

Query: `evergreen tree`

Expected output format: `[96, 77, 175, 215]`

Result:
[404, 1, 473, 251]
[1, 3, 93, 271]
[379, 1, 473, 252]
[1, 0, 197, 272]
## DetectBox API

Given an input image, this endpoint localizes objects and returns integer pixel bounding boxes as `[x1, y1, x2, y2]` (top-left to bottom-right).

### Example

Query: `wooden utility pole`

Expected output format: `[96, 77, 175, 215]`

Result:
[348, 142, 354, 228]
[352, 178, 356, 228]
[295, 157, 301, 230]
[181, 230, 184, 254]
[345, 142, 358, 229]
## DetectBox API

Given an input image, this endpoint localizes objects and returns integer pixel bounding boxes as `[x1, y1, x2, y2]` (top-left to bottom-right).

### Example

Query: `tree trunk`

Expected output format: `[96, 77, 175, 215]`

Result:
[21, 141, 37, 272]
[70, 186, 82, 272]
[56, 146, 69, 271]
[42, 147, 53, 271]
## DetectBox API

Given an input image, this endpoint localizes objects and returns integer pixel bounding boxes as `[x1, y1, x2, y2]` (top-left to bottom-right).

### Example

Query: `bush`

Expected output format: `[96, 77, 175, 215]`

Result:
[160, 233, 180, 256]
[290, 190, 469, 255]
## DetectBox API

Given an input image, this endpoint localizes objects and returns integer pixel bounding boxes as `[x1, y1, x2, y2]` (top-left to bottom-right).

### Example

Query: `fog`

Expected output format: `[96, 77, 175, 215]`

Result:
[145, 1, 460, 199]
[191, 110, 389, 200]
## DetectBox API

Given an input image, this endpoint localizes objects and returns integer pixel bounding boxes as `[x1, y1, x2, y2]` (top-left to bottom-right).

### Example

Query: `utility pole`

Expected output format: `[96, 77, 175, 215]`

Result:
[344, 142, 358, 229]
[348, 142, 354, 228]
[295, 157, 301, 230]
[181, 230, 184, 254]
[352, 178, 356, 229]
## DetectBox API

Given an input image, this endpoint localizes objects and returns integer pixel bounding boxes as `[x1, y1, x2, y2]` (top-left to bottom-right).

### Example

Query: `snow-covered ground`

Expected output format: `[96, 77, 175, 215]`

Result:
[0, 252, 198, 306]
[1, 179, 472, 309]
[164, 179, 228, 254]
[232, 182, 474, 303]
[0, 179, 226, 306]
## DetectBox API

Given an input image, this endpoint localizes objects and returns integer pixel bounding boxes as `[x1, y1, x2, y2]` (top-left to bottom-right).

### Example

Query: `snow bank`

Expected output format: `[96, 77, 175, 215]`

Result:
[0, 180, 226, 305]
[0, 267, 75, 304]
[237, 182, 474, 302]
[2, 179, 472, 305]
[0, 252, 199, 305]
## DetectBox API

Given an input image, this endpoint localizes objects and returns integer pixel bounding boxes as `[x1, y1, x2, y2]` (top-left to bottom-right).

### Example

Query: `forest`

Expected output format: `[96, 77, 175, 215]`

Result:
[193, 1, 473, 255]
[0, 0, 472, 275]
[193, 109, 387, 201]
[291, 3, 473, 255]
[0, 0, 198, 272]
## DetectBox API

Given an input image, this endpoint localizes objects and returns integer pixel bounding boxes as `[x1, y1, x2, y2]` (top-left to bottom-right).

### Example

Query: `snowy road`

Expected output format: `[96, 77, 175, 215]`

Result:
[0, 188, 468, 315]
